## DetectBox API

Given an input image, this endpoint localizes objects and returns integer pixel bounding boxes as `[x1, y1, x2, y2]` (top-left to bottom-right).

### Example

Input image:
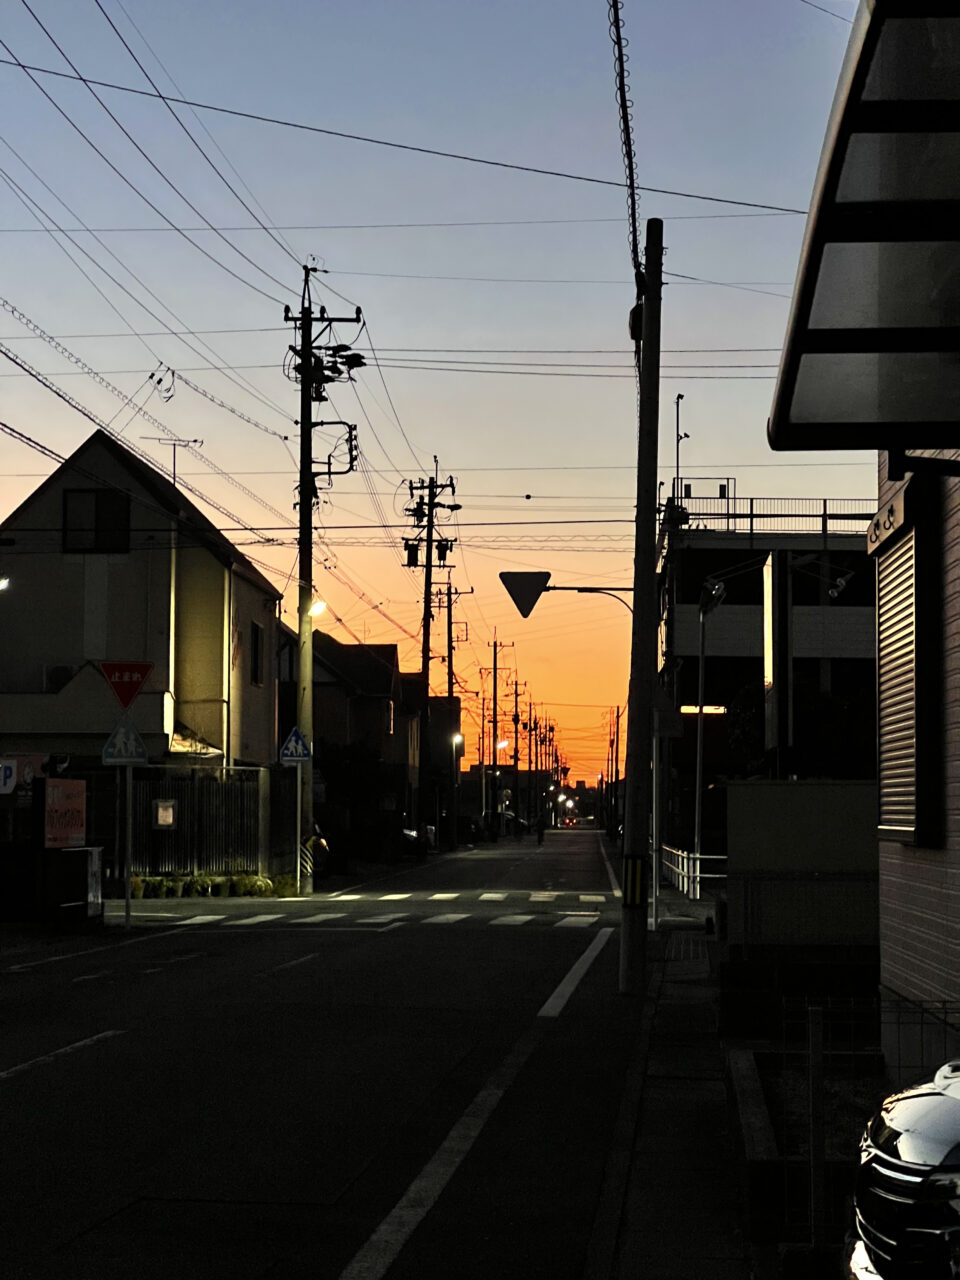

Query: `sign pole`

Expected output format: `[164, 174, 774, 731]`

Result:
[125, 763, 133, 930]
[295, 759, 302, 897]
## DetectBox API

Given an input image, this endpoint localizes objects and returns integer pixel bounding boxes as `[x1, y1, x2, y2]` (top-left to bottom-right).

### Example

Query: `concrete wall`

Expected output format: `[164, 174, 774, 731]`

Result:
[174, 547, 227, 754]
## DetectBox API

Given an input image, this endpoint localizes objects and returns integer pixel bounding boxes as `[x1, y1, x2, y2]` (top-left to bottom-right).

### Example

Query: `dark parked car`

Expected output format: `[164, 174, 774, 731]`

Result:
[852, 1060, 960, 1278]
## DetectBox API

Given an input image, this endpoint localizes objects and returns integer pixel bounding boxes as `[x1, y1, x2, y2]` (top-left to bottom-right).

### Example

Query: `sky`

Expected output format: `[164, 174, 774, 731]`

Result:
[0, 0, 867, 780]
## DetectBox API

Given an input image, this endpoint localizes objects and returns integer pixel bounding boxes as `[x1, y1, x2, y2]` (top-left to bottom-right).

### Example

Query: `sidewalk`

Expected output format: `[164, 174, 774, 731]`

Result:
[587, 862, 758, 1280]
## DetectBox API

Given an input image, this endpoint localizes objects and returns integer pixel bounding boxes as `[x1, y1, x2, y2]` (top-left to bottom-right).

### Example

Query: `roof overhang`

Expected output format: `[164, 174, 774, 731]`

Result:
[768, 2, 960, 452]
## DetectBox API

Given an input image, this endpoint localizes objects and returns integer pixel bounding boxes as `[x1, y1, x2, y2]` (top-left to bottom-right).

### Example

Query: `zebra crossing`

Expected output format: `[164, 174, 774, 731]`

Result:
[118, 889, 616, 931]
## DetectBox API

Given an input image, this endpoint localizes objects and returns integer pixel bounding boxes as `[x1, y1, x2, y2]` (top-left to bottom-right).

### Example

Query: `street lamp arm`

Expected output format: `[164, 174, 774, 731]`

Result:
[545, 585, 634, 615]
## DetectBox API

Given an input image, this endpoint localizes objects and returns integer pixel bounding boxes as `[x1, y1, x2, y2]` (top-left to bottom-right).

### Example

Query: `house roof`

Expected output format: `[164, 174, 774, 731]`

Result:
[312, 630, 399, 698]
[1, 430, 280, 598]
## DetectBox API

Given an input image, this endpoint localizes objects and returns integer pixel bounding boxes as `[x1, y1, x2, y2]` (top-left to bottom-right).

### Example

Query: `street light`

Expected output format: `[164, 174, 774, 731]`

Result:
[694, 578, 726, 895]
[308, 599, 327, 617]
[0, 576, 9, 591]
[675, 393, 689, 500]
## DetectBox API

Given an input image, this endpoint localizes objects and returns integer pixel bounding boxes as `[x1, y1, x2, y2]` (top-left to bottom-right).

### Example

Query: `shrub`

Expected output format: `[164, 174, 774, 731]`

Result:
[142, 876, 165, 899]
[211, 877, 231, 897]
[131, 875, 144, 899]
[182, 874, 212, 897]
[164, 878, 184, 898]
[272, 874, 297, 898]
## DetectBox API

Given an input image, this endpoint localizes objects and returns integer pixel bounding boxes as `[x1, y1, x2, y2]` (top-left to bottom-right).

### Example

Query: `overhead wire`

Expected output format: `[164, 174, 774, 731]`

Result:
[11, 3, 293, 305]
[0, 54, 808, 213]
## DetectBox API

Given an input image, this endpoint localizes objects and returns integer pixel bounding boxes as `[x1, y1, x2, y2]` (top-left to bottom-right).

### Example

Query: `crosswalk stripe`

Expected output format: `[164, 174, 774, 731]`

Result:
[180, 915, 227, 925]
[555, 916, 599, 928]
[490, 915, 534, 926]
[480, 892, 507, 901]
[293, 913, 347, 924]
[429, 893, 459, 900]
[530, 892, 558, 901]
[356, 913, 408, 923]
[379, 893, 411, 900]
[225, 914, 284, 926]
[424, 913, 470, 924]
[580, 894, 606, 903]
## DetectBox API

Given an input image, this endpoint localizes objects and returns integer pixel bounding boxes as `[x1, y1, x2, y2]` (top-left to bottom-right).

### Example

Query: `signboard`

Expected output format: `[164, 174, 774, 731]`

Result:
[98, 661, 154, 710]
[103, 722, 149, 765]
[0, 759, 15, 795]
[280, 727, 311, 764]
[45, 778, 86, 848]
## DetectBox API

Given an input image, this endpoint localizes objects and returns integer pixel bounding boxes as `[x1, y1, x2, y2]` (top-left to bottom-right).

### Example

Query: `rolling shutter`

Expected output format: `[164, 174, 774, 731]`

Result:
[877, 530, 916, 840]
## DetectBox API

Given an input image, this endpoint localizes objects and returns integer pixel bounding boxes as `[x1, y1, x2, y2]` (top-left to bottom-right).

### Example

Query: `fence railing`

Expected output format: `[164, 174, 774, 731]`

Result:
[671, 496, 874, 536]
[661, 843, 726, 901]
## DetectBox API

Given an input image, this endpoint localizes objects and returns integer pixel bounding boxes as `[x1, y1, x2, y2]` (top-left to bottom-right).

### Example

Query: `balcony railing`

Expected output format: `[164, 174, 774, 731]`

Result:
[667, 496, 874, 536]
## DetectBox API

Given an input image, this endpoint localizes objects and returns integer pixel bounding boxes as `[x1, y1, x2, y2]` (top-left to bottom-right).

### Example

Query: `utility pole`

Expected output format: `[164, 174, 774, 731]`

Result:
[403, 465, 460, 839]
[284, 264, 364, 892]
[526, 699, 534, 823]
[487, 633, 513, 836]
[620, 218, 663, 993]
[614, 705, 622, 831]
[512, 678, 523, 834]
[675, 393, 688, 501]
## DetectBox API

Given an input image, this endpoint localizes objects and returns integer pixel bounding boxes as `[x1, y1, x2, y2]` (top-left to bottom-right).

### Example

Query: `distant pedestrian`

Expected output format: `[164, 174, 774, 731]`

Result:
[535, 812, 546, 846]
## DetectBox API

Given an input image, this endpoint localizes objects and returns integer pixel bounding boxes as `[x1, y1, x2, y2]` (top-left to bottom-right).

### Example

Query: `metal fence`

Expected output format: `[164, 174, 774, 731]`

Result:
[661, 842, 726, 900]
[131, 766, 267, 876]
[677, 496, 874, 536]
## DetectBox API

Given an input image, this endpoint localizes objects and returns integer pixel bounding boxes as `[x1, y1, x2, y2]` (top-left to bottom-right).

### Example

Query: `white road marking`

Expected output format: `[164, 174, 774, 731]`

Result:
[538, 928, 614, 1018]
[5, 927, 189, 971]
[71, 970, 111, 983]
[480, 892, 507, 901]
[0, 1030, 125, 1081]
[292, 912, 347, 924]
[180, 915, 227, 925]
[429, 893, 459, 900]
[580, 894, 606, 903]
[530, 892, 558, 901]
[424, 914, 470, 924]
[379, 893, 411, 901]
[337, 1023, 543, 1280]
[271, 952, 319, 972]
[597, 834, 623, 897]
[224, 914, 284, 926]
[331, 894, 363, 901]
[555, 915, 599, 928]
[356, 913, 408, 923]
[490, 914, 534, 926]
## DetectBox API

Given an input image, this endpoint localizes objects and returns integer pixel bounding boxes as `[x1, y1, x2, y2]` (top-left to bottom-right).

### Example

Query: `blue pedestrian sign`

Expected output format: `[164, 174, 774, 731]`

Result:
[279, 726, 311, 765]
[103, 722, 148, 765]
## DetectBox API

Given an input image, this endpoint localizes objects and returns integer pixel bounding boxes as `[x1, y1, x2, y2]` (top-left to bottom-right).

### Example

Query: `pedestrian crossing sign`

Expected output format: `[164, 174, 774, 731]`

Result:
[102, 722, 148, 765]
[279, 727, 311, 764]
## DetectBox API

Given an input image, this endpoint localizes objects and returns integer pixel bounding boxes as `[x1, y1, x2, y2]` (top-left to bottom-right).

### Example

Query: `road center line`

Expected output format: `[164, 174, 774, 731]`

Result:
[0, 1030, 125, 1081]
[537, 928, 614, 1018]
[336, 1023, 543, 1280]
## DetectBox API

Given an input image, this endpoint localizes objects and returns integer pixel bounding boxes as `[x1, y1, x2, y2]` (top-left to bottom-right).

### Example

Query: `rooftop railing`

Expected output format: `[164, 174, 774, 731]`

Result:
[667, 496, 875, 536]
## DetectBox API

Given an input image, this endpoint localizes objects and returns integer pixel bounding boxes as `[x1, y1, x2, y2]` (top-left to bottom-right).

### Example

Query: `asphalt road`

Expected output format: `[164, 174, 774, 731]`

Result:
[1, 827, 641, 1280]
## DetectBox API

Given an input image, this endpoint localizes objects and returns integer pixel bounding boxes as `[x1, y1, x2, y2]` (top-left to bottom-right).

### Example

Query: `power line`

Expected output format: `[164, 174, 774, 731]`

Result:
[0, 53, 809, 214]
[797, 0, 853, 22]
[2, 20, 290, 306]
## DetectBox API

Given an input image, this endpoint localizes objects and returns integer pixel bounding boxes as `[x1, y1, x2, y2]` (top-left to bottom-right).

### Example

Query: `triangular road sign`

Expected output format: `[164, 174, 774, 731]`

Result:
[280, 726, 311, 764]
[499, 571, 552, 619]
[99, 661, 154, 710]
[102, 722, 148, 765]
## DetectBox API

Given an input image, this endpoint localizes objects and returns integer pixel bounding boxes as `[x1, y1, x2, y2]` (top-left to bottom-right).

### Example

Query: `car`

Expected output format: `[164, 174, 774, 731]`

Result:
[851, 1059, 960, 1278]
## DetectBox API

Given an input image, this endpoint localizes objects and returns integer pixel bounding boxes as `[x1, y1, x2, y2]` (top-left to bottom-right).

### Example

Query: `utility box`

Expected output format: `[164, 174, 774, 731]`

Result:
[37, 845, 104, 928]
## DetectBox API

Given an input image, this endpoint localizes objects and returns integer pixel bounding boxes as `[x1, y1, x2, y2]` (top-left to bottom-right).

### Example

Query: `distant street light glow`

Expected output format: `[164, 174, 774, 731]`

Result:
[680, 705, 727, 715]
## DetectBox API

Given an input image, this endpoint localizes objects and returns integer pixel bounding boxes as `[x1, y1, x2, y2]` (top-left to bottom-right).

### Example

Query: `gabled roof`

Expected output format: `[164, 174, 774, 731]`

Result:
[2, 430, 280, 598]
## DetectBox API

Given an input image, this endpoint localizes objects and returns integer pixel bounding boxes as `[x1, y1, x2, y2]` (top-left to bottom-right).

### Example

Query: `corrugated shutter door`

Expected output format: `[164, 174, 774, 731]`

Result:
[877, 530, 916, 840]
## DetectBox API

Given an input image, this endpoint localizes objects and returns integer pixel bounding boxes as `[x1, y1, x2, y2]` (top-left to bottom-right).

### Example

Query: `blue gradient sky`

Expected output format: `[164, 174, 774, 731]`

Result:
[0, 0, 864, 775]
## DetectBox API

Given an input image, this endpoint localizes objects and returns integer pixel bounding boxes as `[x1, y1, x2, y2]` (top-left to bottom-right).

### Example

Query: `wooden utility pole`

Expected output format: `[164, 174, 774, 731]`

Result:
[620, 217, 663, 994]
[296, 271, 316, 887]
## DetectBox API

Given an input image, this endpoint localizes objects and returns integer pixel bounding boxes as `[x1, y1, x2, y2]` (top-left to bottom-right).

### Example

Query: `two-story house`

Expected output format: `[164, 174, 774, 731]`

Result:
[0, 430, 280, 877]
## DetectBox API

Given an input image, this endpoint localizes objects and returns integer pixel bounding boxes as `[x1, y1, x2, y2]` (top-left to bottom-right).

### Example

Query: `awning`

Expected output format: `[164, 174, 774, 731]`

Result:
[768, 3, 960, 452]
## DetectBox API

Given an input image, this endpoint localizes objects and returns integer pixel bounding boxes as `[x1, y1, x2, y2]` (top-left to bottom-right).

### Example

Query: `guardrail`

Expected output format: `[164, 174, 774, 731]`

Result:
[661, 843, 726, 901]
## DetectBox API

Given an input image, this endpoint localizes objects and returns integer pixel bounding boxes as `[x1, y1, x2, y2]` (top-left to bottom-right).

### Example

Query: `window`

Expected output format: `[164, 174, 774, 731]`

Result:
[250, 621, 264, 687]
[63, 489, 130, 553]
